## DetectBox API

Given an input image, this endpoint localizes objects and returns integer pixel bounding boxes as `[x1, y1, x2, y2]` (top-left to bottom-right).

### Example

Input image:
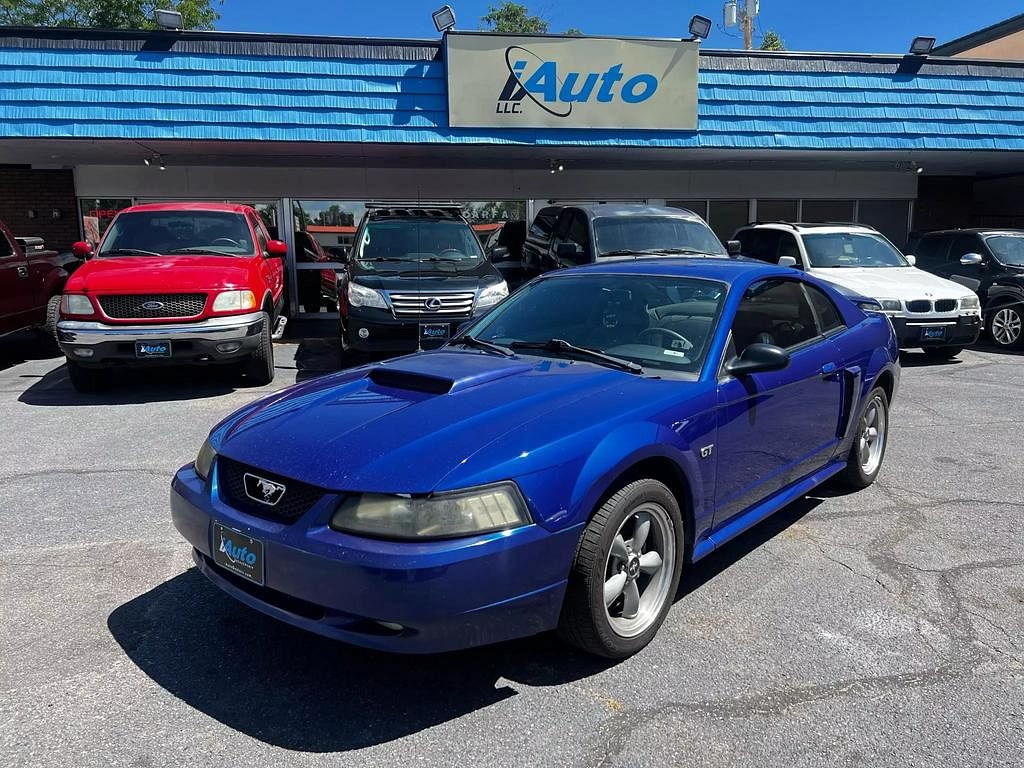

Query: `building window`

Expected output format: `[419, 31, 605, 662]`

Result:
[667, 200, 708, 220]
[857, 199, 912, 251]
[79, 198, 131, 247]
[707, 200, 750, 245]
[801, 199, 855, 223]
[756, 199, 799, 223]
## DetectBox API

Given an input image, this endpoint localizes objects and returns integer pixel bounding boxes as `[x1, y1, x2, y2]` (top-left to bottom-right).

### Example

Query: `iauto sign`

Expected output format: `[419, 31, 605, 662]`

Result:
[446, 33, 699, 130]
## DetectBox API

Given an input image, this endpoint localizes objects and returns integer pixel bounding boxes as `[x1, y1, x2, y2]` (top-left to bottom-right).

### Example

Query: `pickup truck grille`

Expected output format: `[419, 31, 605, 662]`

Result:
[388, 291, 475, 317]
[98, 293, 207, 319]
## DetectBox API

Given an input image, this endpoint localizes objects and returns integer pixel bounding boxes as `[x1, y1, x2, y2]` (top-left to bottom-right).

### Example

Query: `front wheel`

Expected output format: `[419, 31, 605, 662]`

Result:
[35, 295, 62, 356]
[987, 304, 1024, 349]
[558, 479, 684, 659]
[67, 361, 111, 393]
[838, 387, 890, 488]
[240, 311, 275, 386]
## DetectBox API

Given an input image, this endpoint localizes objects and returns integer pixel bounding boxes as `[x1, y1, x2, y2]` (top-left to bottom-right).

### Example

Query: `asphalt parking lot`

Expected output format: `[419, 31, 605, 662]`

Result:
[1, 334, 1022, 768]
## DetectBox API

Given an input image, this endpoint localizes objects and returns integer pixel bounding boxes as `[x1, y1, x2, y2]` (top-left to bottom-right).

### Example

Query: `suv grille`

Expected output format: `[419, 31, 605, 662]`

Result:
[388, 291, 476, 317]
[906, 299, 932, 313]
[216, 456, 324, 523]
[98, 293, 206, 319]
[934, 299, 957, 312]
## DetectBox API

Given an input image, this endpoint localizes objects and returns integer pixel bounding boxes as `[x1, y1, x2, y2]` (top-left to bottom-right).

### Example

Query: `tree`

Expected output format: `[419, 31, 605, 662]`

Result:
[0, 1, 222, 30]
[759, 30, 785, 51]
[480, 2, 548, 34]
[564, 27, 583, 36]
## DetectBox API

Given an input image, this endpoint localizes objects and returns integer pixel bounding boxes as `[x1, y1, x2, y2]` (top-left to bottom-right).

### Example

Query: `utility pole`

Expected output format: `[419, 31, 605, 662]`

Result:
[724, 0, 759, 50]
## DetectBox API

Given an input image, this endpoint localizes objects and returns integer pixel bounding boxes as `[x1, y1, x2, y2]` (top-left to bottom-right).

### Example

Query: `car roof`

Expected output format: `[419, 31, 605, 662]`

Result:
[573, 204, 704, 220]
[120, 202, 253, 214]
[740, 222, 878, 235]
[554, 256, 796, 284]
[920, 228, 1024, 236]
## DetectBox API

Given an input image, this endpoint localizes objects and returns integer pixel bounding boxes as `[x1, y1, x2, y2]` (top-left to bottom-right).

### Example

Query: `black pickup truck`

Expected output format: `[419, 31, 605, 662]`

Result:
[0, 221, 67, 350]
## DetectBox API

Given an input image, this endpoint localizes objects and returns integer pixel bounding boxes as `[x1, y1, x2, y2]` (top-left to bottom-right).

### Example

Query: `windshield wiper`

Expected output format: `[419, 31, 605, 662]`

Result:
[601, 247, 710, 257]
[167, 247, 237, 255]
[601, 249, 664, 257]
[447, 335, 515, 357]
[99, 248, 163, 257]
[510, 338, 643, 374]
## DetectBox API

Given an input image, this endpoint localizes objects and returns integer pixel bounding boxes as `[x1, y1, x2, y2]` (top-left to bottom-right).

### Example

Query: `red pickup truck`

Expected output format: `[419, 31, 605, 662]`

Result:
[56, 202, 287, 392]
[0, 219, 65, 350]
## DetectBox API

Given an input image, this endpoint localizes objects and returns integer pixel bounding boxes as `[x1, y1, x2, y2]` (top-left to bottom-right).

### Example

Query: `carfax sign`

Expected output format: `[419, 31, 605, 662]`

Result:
[445, 33, 699, 130]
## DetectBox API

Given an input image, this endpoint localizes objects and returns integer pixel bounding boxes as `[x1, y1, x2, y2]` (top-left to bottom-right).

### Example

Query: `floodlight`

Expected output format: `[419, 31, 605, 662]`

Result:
[432, 5, 456, 33]
[909, 36, 935, 55]
[689, 15, 712, 41]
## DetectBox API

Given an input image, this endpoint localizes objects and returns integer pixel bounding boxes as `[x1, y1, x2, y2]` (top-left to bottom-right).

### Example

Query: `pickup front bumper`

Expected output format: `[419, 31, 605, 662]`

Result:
[56, 311, 265, 366]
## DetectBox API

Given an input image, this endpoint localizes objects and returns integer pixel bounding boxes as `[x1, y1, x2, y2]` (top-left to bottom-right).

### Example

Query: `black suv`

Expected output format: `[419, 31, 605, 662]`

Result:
[911, 229, 1024, 348]
[338, 205, 508, 353]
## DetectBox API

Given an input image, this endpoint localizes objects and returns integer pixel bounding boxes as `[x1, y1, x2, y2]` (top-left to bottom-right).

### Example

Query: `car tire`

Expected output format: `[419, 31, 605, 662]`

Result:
[838, 386, 890, 489]
[924, 346, 962, 359]
[558, 478, 685, 659]
[986, 303, 1024, 349]
[67, 360, 110, 393]
[338, 313, 350, 353]
[241, 311, 275, 386]
[35, 295, 62, 356]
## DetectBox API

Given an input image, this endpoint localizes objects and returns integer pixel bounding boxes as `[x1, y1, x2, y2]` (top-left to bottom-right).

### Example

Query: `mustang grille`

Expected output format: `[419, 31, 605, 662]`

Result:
[906, 299, 932, 313]
[216, 456, 323, 523]
[388, 291, 476, 317]
[98, 293, 207, 319]
[934, 299, 957, 313]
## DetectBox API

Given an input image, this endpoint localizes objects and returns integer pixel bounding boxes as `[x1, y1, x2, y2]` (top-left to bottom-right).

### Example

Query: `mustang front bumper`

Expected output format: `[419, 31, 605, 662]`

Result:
[56, 311, 265, 365]
[170, 463, 580, 653]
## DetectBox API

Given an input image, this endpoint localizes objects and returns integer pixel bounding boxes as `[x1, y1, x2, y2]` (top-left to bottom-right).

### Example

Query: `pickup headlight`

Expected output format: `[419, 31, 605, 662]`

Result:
[877, 299, 903, 312]
[195, 438, 217, 481]
[960, 295, 980, 310]
[476, 281, 509, 310]
[60, 294, 94, 315]
[348, 281, 388, 309]
[330, 482, 531, 539]
[212, 290, 256, 312]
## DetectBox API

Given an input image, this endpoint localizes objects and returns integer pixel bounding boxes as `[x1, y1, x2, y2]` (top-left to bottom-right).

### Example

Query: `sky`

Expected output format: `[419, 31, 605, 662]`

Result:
[216, 0, 1024, 54]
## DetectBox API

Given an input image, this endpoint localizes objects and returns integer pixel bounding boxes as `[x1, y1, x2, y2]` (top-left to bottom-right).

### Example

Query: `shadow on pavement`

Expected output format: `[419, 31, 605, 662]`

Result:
[0, 330, 62, 373]
[108, 495, 822, 752]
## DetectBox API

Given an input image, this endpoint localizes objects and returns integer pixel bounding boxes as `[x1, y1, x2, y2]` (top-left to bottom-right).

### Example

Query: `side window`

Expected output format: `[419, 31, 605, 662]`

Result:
[778, 232, 802, 267]
[804, 284, 844, 334]
[949, 233, 981, 263]
[913, 235, 948, 269]
[0, 234, 11, 257]
[566, 211, 590, 263]
[731, 279, 818, 354]
[250, 214, 269, 257]
[737, 229, 781, 263]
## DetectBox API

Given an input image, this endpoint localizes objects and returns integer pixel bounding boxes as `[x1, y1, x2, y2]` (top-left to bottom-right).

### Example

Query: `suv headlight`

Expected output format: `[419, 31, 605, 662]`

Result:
[476, 280, 509, 310]
[348, 281, 388, 309]
[960, 295, 980, 310]
[195, 438, 217, 481]
[330, 482, 531, 539]
[60, 294, 94, 316]
[876, 298, 902, 313]
[212, 290, 256, 312]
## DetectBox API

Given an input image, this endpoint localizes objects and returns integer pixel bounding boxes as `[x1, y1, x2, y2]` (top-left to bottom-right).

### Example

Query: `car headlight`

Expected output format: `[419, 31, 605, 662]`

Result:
[348, 281, 388, 309]
[877, 298, 902, 312]
[330, 482, 531, 539]
[476, 281, 509, 310]
[60, 294, 94, 315]
[960, 295, 980, 310]
[212, 290, 256, 312]
[195, 438, 217, 481]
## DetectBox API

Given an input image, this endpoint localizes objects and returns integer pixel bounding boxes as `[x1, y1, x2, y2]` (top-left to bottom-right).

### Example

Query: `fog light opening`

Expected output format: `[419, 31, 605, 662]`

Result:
[216, 342, 242, 354]
[72, 348, 94, 358]
[358, 328, 370, 339]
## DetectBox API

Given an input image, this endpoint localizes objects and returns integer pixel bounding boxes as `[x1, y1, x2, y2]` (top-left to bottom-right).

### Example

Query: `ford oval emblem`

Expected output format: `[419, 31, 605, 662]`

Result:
[141, 301, 165, 310]
[424, 297, 443, 311]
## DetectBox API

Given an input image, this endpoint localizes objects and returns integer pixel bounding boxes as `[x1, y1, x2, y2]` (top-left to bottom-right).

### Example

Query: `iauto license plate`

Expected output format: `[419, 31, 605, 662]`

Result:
[921, 326, 948, 341]
[420, 323, 450, 342]
[211, 522, 265, 585]
[135, 340, 171, 358]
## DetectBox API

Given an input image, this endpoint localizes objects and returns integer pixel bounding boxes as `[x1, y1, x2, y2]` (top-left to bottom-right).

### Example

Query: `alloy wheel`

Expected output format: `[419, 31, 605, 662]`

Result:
[991, 307, 1022, 346]
[603, 502, 676, 638]
[858, 394, 887, 475]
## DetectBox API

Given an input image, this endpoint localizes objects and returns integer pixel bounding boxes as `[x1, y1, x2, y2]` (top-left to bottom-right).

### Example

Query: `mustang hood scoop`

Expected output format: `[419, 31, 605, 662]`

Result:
[367, 352, 535, 394]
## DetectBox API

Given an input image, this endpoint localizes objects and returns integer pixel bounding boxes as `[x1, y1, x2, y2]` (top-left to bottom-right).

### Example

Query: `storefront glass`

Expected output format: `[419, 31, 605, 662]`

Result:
[79, 198, 131, 247]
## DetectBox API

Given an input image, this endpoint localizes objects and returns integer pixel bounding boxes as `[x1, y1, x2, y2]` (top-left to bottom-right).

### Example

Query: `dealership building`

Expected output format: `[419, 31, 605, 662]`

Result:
[2, 22, 1024, 318]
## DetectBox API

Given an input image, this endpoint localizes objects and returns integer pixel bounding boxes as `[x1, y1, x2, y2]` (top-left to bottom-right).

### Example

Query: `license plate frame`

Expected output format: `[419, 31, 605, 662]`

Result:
[135, 340, 172, 358]
[419, 323, 450, 343]
[211, 522, 265, 586]
[920, 326, 948, 341]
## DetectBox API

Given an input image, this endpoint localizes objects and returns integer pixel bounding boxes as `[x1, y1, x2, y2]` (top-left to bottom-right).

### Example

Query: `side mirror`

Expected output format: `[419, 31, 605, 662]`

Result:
[491, 246, 510, 260]
[778, 255, 798, 268]
[71, 241, 93, 259]
[905, 254, 917, 266]
[725, 343, 790, 377]
[266, 239, 288, 258]
[960, 252, 984, 266]
[727, 240, 742, 256]
[556, 242, 580, 259]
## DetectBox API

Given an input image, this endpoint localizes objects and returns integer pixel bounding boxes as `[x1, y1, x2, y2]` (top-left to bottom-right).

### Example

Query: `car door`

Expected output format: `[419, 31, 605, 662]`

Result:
[0, 233, 32, 331]
[941, 233, 986, 292]
[249, 212, 284, 306]
[712, 278, 845, 527]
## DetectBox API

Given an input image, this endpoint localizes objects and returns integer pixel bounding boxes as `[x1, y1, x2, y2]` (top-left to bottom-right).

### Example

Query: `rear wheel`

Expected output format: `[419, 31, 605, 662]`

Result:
[924, 346, 962, 360]
[34, 295, 62, 356]
[241, 311, 275, 386]
[838, 387, 889, 488]
[987, 304, 1024, 349]
[67, 361, 110, 393]
[558, 479, 684, 659]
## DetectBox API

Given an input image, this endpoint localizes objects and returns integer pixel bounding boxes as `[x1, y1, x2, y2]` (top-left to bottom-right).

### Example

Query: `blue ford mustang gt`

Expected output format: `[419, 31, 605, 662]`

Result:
[171, 258, 899, 658]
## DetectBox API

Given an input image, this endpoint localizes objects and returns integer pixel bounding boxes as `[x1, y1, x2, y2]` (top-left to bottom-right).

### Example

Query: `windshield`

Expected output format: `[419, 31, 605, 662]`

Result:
[802, 232, 908, 268]
[98, 211, 255, 256]
[594, 216, 727, 257]
[463, 273, 726, 376]
[357, 219, 484, 269]
[984, 234, 1024, 266]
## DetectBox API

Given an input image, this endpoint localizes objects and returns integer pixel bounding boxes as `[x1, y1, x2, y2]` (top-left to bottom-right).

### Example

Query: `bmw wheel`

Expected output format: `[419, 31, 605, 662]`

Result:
[838, 386, 889, 488]
[988, 304, 1023, 349]
[558, 479, 684, 658]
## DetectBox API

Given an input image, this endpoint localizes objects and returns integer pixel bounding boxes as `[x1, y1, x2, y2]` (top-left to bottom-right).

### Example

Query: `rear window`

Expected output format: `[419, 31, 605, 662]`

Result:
[99, 211, 254, 256]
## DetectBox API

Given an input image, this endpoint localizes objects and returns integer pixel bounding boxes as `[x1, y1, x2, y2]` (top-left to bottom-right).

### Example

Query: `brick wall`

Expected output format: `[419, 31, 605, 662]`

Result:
[0, 168, 79, 252]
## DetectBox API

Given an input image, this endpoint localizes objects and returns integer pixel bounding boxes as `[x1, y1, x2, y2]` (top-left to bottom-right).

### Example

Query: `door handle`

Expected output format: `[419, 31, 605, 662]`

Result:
[16, 265, 28, 278]
[819, 361, 839, 378]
